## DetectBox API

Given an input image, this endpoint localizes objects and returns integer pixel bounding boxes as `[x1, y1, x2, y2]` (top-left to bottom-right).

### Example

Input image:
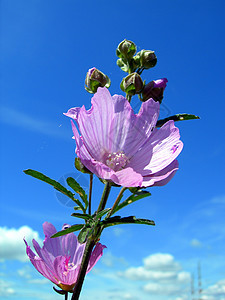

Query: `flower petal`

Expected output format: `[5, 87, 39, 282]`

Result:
[128, 120, 183, 175]
[110, 167, 143, 187]
[109, 97, 159, 157]
[42, 222, 62, 257]
[65, 87, 115, 161]
[142, 160, 179, 187]
[80, 158, 116, 180]
[87, 243, 106, 272]
[24, 239, 58, 285]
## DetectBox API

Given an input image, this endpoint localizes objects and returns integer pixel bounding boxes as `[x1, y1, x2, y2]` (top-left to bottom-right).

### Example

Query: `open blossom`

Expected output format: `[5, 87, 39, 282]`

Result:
[24, 222, 106, 292]
[65, 87, 183, 187]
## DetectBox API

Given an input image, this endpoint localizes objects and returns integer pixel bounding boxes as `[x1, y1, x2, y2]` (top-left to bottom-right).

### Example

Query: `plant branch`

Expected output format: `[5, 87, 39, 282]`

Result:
[71, 239, 96, 300]
[97, 182, 111, 213]
[88, 174, 93, 215]
[108, 187, 127, 218]
[65, 291, 68, 300]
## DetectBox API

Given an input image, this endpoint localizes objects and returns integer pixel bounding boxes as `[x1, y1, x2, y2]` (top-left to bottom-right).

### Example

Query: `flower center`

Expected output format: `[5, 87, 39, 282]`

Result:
[105, 151, 129, 171]
[63, 256, 75, 276]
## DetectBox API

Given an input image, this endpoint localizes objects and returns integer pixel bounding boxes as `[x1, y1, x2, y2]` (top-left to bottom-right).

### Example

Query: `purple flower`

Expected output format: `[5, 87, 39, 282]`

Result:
[24, 222, 106, 292]
[64, 87, 183, 187]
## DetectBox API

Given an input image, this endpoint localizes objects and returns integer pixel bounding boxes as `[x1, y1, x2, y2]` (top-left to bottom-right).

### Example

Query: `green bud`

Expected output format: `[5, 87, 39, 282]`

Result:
[120, 72, 143, 96]
[116, 39, 137, 59]
[135, 50, 157, 69]
[85, 67, 111, 94]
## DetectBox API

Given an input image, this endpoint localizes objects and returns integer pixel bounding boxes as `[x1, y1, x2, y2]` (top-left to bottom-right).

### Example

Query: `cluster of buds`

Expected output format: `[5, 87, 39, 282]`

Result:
[116, 39, 157, 75]
[115, 39, 162, 99]
[84, 40, 167, 103]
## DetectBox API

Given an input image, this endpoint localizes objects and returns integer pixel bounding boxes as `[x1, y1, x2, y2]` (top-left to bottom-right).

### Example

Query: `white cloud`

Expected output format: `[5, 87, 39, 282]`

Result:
[18, 266, 32, 279]
[201, 279, 225, 299]
[122, 266, 177, 281]
[101, 251, 127, 268]
[120, 253, 191, 298]
[190, 238, 202, 248]
[0, 279, 15, 296]
[28, 278, 49, 285]
[0, 225, 42, 262]
[211, 195, 225, 204]
[143, 253, 180, 271]
[0, 106, 69, 139]
[112, 227, 125, 237]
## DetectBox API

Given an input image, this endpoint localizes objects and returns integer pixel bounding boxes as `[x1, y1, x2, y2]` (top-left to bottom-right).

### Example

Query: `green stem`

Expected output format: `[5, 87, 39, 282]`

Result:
[71, 239, 96, 300]
[88, 174, 93, 215]
[71, 182, 112, 300]
[126, 94, 132, 103]
[65, 291, 68, 300]
[108, 187, 127, 218]
[97, 182, 111, 213]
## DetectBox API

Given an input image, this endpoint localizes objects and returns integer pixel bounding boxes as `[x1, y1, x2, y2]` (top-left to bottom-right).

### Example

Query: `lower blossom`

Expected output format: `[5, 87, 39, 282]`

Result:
[24, 222, 106, 292]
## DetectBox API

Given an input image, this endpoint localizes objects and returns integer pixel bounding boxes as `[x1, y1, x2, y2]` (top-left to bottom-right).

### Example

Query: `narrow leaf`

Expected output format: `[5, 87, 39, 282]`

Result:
[94, 208, 111, 220]
[51, 224, 84, 238]
[71, 213, 93, 220]
[24, 169, 74, 199]
[156, 114, 200, 127]
[24, 169, 85, 212]
[67, 177, 88, 208]
[100, 216, 155, 227]
[113, 190, 151, 214]
[73, 206, 83, 211]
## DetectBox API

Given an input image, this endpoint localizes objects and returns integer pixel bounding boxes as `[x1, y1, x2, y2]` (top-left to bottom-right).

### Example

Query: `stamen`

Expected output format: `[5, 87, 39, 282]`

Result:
[105, 151, 129, 171]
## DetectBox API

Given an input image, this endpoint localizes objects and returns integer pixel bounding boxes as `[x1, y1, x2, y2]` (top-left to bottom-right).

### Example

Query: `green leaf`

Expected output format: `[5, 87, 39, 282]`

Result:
[51, 224, 84, 238]
[73, 206, 83, 211]
[94, 208, 111, 220]
[24, 169, 75, 198]
[113, 190, 151, 214]
[24, 169, 85, 212]
[100, 215, 155, 227]
[78, 224, 92, 244]
[71, 213, 93, 220]
[66, 177, 88, 209]
[156, 113, 200, 127]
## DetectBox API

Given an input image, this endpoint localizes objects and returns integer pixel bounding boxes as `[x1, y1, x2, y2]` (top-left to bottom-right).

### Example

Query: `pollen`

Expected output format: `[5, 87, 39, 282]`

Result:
[105, 151, 129, 171]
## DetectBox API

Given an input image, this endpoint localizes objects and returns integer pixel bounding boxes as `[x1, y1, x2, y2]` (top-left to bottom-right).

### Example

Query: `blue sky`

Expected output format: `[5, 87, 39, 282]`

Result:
[1, 0, 225, 299]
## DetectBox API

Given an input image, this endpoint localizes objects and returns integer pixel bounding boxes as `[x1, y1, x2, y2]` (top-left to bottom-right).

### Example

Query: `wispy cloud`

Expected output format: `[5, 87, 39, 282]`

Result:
[0, 106, 70, 139]
[0, 225, 41, 262]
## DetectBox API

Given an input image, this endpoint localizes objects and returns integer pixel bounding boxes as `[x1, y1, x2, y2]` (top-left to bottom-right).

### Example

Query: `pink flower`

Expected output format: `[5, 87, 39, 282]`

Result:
[24, 222, 106, 292]
[65, 87, 183, 187]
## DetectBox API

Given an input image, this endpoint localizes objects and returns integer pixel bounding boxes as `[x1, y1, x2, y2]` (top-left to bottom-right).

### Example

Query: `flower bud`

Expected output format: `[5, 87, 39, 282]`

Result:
[85, 67, 111, 94]
[141, 78, 168, 103]
[120, 72, 143, 96]
[134, 50, 157, 69]
[116, 39, 137, 59]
